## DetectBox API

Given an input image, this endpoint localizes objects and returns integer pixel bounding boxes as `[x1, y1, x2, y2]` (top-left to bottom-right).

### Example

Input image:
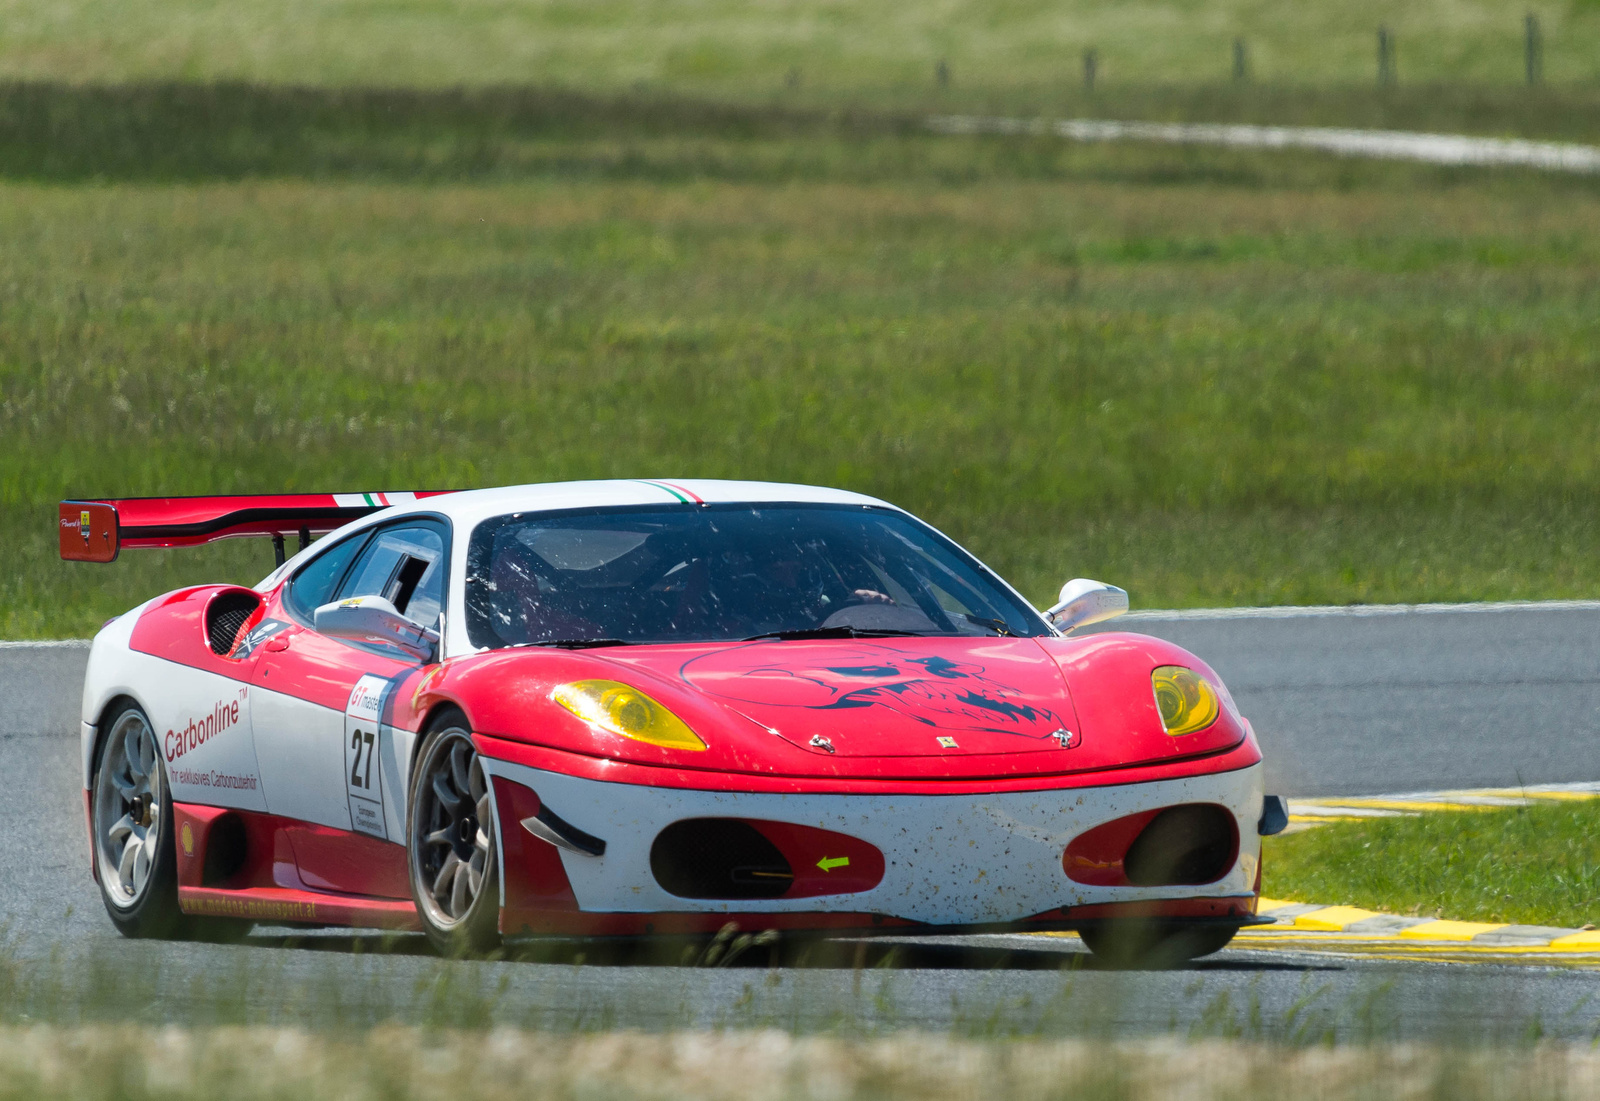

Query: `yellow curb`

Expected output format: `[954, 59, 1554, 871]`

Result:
[1255, 897, 1296, 913]
[1319, 799, 1490, 813]
[1473, 789, 1600, 802]
[1397, 919, 1507, 941]
[1549, 931, 1600, 949]
[1292, 905, 1379, 931]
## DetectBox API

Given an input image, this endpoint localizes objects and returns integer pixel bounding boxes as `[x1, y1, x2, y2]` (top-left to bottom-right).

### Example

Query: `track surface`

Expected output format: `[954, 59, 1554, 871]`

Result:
[5, 604, 1600, 1039]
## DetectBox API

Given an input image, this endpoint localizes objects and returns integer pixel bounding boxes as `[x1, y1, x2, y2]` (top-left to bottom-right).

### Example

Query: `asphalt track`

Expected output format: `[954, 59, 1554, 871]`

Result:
[4, 602, 1600, 1039]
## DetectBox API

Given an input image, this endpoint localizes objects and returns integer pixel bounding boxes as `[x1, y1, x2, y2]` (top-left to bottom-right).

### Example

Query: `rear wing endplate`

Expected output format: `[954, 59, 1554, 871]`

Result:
[59, 491, 456, 565]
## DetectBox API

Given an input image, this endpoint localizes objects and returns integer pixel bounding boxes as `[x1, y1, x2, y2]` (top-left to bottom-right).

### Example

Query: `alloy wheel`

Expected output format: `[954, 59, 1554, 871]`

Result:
[93, 709, 165, 908]
[411, 729, 493, 926]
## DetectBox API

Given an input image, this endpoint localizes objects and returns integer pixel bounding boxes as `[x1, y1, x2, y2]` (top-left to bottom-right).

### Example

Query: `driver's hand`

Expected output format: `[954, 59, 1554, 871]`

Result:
[852, 589, 893, 604]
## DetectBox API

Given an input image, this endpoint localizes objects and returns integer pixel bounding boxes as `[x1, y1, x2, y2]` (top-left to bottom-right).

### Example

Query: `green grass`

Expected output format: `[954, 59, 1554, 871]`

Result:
[2, 0, 1600, 97]
[1264, 801, 1600, 927]
[7, 95, 1600, 636]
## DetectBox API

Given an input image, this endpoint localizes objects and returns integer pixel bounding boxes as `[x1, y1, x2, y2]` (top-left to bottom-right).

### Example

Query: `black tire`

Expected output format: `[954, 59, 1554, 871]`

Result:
[90, 700, 187, 938]
[407, 711, 501, 955]
[1078, 921, 1237, 968]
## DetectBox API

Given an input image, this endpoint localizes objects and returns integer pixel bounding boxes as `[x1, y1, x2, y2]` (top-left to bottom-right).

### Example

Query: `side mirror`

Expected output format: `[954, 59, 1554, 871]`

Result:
[314, 595, 438, 663]
[1044, 578, 1129, 634]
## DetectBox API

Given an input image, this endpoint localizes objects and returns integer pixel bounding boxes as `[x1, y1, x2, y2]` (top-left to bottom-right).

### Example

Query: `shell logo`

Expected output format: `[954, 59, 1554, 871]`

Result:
[180, 821, 195, 857]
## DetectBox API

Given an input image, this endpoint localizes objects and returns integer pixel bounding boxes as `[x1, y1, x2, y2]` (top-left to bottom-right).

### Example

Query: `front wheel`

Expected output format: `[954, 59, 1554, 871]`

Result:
[91, 702, 186, 938]
[1078, 921, 1237, 968]
[408, 715, 501, 955]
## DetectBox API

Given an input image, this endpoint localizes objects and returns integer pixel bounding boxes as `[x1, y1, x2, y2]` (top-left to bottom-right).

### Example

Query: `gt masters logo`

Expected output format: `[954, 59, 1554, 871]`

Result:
[166, 695, 244, 762]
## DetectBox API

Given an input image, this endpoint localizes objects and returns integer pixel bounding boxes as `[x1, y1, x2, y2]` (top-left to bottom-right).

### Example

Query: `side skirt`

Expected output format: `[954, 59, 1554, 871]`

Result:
[178, 886, 420, 930]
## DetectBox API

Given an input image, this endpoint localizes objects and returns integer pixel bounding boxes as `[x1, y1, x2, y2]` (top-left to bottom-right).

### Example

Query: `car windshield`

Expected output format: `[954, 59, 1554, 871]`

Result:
[463, 505, 1048, 648]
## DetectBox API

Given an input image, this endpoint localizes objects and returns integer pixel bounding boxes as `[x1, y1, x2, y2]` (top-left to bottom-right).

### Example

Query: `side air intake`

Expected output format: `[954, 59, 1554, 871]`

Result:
[206, 589, 261, 656]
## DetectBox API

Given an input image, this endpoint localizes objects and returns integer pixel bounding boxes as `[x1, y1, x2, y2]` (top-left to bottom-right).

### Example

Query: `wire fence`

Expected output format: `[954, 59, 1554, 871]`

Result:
[928, 13, 1555, 93]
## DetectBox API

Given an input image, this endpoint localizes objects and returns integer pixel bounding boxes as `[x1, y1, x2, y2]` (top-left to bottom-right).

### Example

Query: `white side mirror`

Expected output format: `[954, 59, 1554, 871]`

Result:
[1044, 578, 1129, 633]
[314, 595, 439, 663]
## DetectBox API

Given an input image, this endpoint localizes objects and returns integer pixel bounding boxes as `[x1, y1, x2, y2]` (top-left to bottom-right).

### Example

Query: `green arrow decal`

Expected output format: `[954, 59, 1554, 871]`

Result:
[816, 856, 850, 872]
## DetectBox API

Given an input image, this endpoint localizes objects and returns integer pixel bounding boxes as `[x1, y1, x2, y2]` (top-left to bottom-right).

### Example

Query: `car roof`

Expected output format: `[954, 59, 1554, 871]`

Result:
[411, 479, 899, 528]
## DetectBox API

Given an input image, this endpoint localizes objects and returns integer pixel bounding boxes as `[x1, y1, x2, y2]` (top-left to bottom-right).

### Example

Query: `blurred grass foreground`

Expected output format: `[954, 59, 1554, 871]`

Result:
[6, 79, 1600, 635]
[5, 1026, 1600, 1101]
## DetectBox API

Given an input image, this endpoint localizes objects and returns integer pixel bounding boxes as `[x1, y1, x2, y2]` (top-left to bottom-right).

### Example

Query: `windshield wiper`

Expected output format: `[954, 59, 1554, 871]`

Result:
[521, 638, 634, 650]
[741, 626, 929, 642]
[966, 616, 1015, 637]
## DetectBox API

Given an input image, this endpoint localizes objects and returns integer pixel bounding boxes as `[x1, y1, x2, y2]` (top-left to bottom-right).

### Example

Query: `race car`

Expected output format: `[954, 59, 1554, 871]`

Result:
[61, 480, 1283, 964]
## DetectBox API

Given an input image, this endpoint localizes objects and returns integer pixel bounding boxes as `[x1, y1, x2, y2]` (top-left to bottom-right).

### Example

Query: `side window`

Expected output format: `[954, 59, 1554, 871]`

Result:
[285, 533, 369, 623]
[337, 525, 447, 627]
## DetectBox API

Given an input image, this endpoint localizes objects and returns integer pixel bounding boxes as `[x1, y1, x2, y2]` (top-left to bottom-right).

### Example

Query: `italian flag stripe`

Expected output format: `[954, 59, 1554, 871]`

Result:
[638, 480, 690, 504]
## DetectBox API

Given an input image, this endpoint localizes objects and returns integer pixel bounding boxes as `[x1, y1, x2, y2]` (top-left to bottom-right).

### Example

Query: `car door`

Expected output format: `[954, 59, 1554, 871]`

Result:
[250, 519, 449, 897]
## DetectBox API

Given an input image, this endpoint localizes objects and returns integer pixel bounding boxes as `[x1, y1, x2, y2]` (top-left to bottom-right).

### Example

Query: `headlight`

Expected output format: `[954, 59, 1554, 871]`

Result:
[1150, 665, 1219, 736]
[551, 679, 707, 752]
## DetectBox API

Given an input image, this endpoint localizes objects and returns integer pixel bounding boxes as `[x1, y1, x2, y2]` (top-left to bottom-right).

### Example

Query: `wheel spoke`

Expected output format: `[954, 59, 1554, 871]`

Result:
[137, 734, 157, 783]
[117, 836, 139, 892]
[432, 773, 462, 812]
[107, 813, 134, 843]
[131, 834, 152, 890]
[433, 852, 461, 905]
[450, 856, 473, 916]
[468, 759, 486, 803]
[123, 727, 147, 782]
[424, 827, 455, 848]
[111, 765, 138, 801]
[450, 744, 471, 797]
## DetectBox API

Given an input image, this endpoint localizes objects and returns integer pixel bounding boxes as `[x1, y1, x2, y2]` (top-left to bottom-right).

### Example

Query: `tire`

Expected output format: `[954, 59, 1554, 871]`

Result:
[408, 712, 501, 955]
[1078, 921, 1238, 968]
[91, 701, 187, 938]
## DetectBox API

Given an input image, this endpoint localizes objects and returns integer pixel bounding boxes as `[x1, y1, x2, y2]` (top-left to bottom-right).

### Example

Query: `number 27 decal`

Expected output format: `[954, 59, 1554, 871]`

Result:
[344, 675, 392, 840]
[349, 728, 376, 789]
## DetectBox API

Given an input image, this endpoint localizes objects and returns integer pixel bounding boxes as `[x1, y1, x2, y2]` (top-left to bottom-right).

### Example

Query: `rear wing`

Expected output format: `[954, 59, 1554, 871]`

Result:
[59, 491, 456, 565]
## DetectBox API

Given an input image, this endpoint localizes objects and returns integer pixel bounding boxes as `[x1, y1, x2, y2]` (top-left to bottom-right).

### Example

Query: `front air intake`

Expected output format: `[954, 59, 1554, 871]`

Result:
[650, 819, 794, 900]
[1064, 803, 1239, 887]
[1122, 804, 1238, 886]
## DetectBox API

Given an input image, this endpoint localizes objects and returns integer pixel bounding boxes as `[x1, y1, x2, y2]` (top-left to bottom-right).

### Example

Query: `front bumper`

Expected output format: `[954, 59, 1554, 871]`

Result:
[482, 756, 1264, 933]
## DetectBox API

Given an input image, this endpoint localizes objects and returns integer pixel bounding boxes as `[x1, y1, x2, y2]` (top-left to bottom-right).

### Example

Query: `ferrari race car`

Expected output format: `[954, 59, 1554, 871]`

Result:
[62, 480, 1283, 964]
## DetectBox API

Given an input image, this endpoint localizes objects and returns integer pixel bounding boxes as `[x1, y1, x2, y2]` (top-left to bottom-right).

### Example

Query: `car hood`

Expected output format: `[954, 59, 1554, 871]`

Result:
[607, 636, 1079, 758]
[442, 633, 1249, 781]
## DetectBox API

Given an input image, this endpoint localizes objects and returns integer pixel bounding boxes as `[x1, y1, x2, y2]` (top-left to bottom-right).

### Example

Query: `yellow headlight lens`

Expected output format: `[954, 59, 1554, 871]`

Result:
[551, 679, 707, 752]
[1150, 665, 1220, 737]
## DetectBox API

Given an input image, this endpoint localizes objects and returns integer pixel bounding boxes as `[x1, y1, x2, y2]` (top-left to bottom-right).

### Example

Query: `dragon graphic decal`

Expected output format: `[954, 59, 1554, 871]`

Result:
[681, 643, 1071, 741]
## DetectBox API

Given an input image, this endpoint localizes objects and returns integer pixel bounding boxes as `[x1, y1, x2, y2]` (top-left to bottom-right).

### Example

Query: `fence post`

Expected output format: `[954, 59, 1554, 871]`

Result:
[1084, 48, 1098, 92]
[1233, 37, 1249, 82]
[1377, 26, 1395, 87]
[1525, 13, 1543, 85]
[936, 58, 950, 88]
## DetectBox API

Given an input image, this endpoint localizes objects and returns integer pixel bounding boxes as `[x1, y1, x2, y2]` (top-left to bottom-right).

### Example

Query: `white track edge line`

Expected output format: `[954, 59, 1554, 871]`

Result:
[1119, 598, 1600, 621]
[927, 115, 1600, 173]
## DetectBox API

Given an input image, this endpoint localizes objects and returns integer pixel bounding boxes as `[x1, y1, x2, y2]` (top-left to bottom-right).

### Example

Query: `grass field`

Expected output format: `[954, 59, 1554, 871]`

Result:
[6, 88, 1600, 636]
[1264, 802, 1600, 928]
[3, 0, 1600, 96]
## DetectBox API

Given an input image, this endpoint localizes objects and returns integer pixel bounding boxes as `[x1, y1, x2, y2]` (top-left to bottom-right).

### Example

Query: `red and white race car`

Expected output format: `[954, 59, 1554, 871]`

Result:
[62, 480, 1281, 963]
